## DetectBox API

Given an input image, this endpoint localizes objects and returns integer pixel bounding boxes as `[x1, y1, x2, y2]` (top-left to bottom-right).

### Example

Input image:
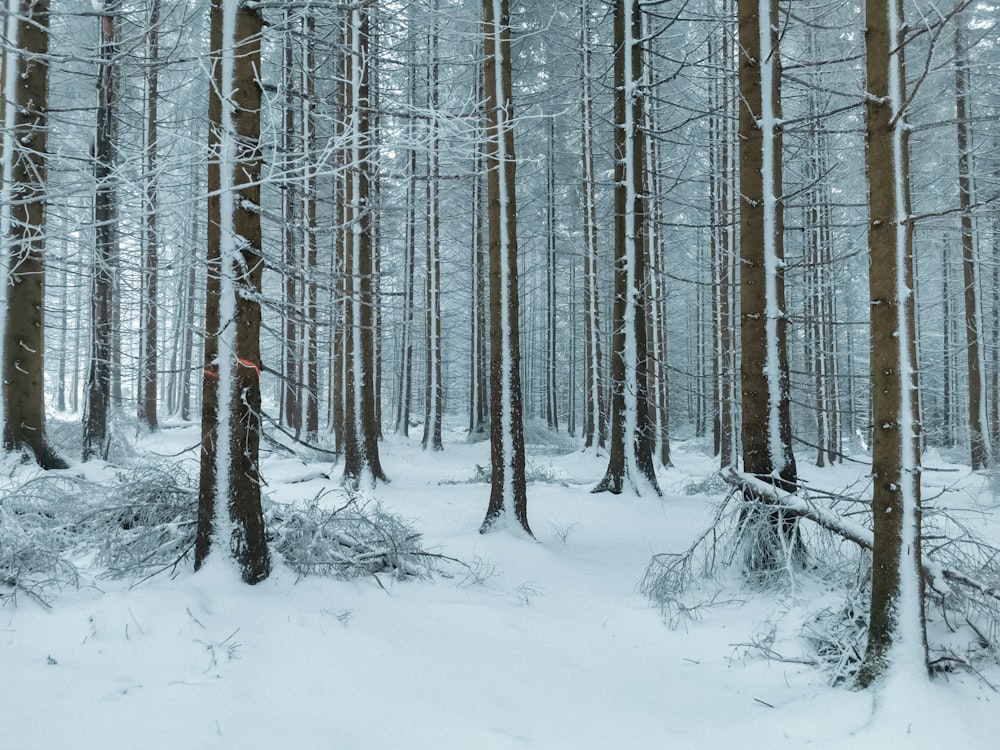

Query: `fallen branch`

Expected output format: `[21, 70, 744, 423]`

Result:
[723, 468, 1000, 605]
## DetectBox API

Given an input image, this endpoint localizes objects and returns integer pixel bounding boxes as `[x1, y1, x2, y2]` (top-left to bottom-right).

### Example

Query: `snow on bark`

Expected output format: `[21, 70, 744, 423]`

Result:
[492, 0, 515, 521]
[349, 6, 365, 479]
[621, 0, 641, 488]
[758, 0, 785, 481]
[0, 0, 19, 443]
[211, 0, 239, 554]
[887, 0, 924, 681]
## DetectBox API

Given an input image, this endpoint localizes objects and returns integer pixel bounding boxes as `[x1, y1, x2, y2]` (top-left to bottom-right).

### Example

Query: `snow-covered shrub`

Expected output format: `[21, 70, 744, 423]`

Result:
[267, 490, 429, 580]
[0, 474, 90, 602]
[642, 471, 1000, 684]
[2, 461, 434, 602]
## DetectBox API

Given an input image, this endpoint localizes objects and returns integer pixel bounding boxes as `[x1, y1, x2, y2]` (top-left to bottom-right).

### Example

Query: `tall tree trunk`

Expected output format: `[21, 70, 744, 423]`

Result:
[341, 3, 386, 487]
[469, 68, 488, 439]
[394, 51, 417, 438]
[281, 11, 301, 437]
[857, 0, 927, 686]
[195, 0, 270, 584]
[579, 0, 606, 450]
[737, 0, 795, 490]
[82, 2, 120, 462]
[593, 0, 659, 495]
[422, 5, 443, 452]
[954, 22, 988, 469]
[138, 0, 160, 432]
[545, 113, 558, 432]
[480, 0, 530, 536]
[303, 13, 320, 439]
[1, 0, 64, 468]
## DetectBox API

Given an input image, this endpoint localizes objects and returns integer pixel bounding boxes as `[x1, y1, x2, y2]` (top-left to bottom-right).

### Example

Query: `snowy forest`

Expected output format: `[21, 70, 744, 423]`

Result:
[3, 0, 1000, 747]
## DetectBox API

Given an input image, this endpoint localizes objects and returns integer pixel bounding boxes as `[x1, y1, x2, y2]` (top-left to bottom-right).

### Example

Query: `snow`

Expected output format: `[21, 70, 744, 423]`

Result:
[0, 0, 18, 443]
[887, 0, 925, 683]
[491, 0, 516, 517]
[3, 425, 1000, 749]
[757, 0, 787, 481]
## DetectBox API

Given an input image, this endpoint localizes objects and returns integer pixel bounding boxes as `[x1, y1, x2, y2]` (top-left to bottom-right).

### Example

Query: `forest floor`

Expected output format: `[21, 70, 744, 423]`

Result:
[2, 418, 1000, 749]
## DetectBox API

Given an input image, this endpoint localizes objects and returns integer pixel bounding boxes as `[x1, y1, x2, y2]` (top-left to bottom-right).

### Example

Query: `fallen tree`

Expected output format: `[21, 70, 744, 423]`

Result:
[641, 468, 1000, 683]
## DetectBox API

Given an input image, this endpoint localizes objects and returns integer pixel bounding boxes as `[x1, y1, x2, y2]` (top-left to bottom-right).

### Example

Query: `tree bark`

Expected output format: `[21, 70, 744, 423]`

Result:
[82, 2, 120, 462]
[579, 0, 606, 450]
[341, 3, 386, 487]
[138, 0, 160, 432]
[2, 0, 65, 468]
[195, 0, 270, 584]
[480, 0, 530, 536]
[954, 22, 988, 469]
[857, 0, 927, 686]
[593, 0, 659, 495]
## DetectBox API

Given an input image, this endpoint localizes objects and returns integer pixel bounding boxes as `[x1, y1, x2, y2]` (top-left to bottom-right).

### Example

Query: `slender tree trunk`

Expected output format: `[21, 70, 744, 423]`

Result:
[138, 0, 160, 432]
[954, 22, 988, 469]
[281, 12, 302, 437]
[480, 0, 530, 536]
[469, 68, 489, 439]
[422, 5, 443, 452]
[82, 3, 120, 462]
[593, 0, 659, 495]
[341, 3, 386, 487]
[857, 0, 927, 686]
[195, 0, 270, 584]
[303, 13, 320, 439]
[545, 114, 558, 432]
[579, 0, 606, 450]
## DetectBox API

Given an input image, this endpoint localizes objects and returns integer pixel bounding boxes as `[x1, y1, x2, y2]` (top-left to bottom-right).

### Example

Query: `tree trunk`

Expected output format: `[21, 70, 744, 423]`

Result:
[422, 5, 444, 452]
[1, 0, 64, 468]
[954, 22, 988, 469]
[281, 12, 301, 437]
[545, 114, 558, 432]
[737, 0, 795, 489]
[579, 0, 606, 451]
[138, 0, 160, 432]
[593, 0, 659, 495]
[341, 3, 386, 487]
[82, 2, 120, 462]
[480, 0, 530, 536]
[303, 13, 320, 440]
[857, 0, 927, 686]
[195, 0, 270, 584]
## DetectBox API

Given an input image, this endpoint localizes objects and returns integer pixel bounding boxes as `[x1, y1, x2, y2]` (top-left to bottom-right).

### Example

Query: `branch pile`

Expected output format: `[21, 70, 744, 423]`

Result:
[1, 463, 432, 604]
[641, 469, 1000, 682]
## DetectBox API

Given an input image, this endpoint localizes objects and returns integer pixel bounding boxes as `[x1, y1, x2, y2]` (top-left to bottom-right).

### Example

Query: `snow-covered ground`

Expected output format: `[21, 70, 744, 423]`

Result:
[3, 422, 999, 749]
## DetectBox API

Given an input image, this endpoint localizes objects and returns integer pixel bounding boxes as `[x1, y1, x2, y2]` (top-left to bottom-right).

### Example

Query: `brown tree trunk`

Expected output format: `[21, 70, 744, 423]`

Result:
[857, 0, 927, 686]
[480, 0, 530, 535]
[954, 23, 987, 469]
[281, 13, 301, 437]
[593, 0, 659, 495]
[138, 0, 160, 432]
[737, 0, 795, 489]
[579, 0, 606, 450]
[82, 2, 119, 462]
[1, 0, 64, 468]
[195, 0, 270, 584]
[422, 5, 444, 452]
[341, 3, 386, 487]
